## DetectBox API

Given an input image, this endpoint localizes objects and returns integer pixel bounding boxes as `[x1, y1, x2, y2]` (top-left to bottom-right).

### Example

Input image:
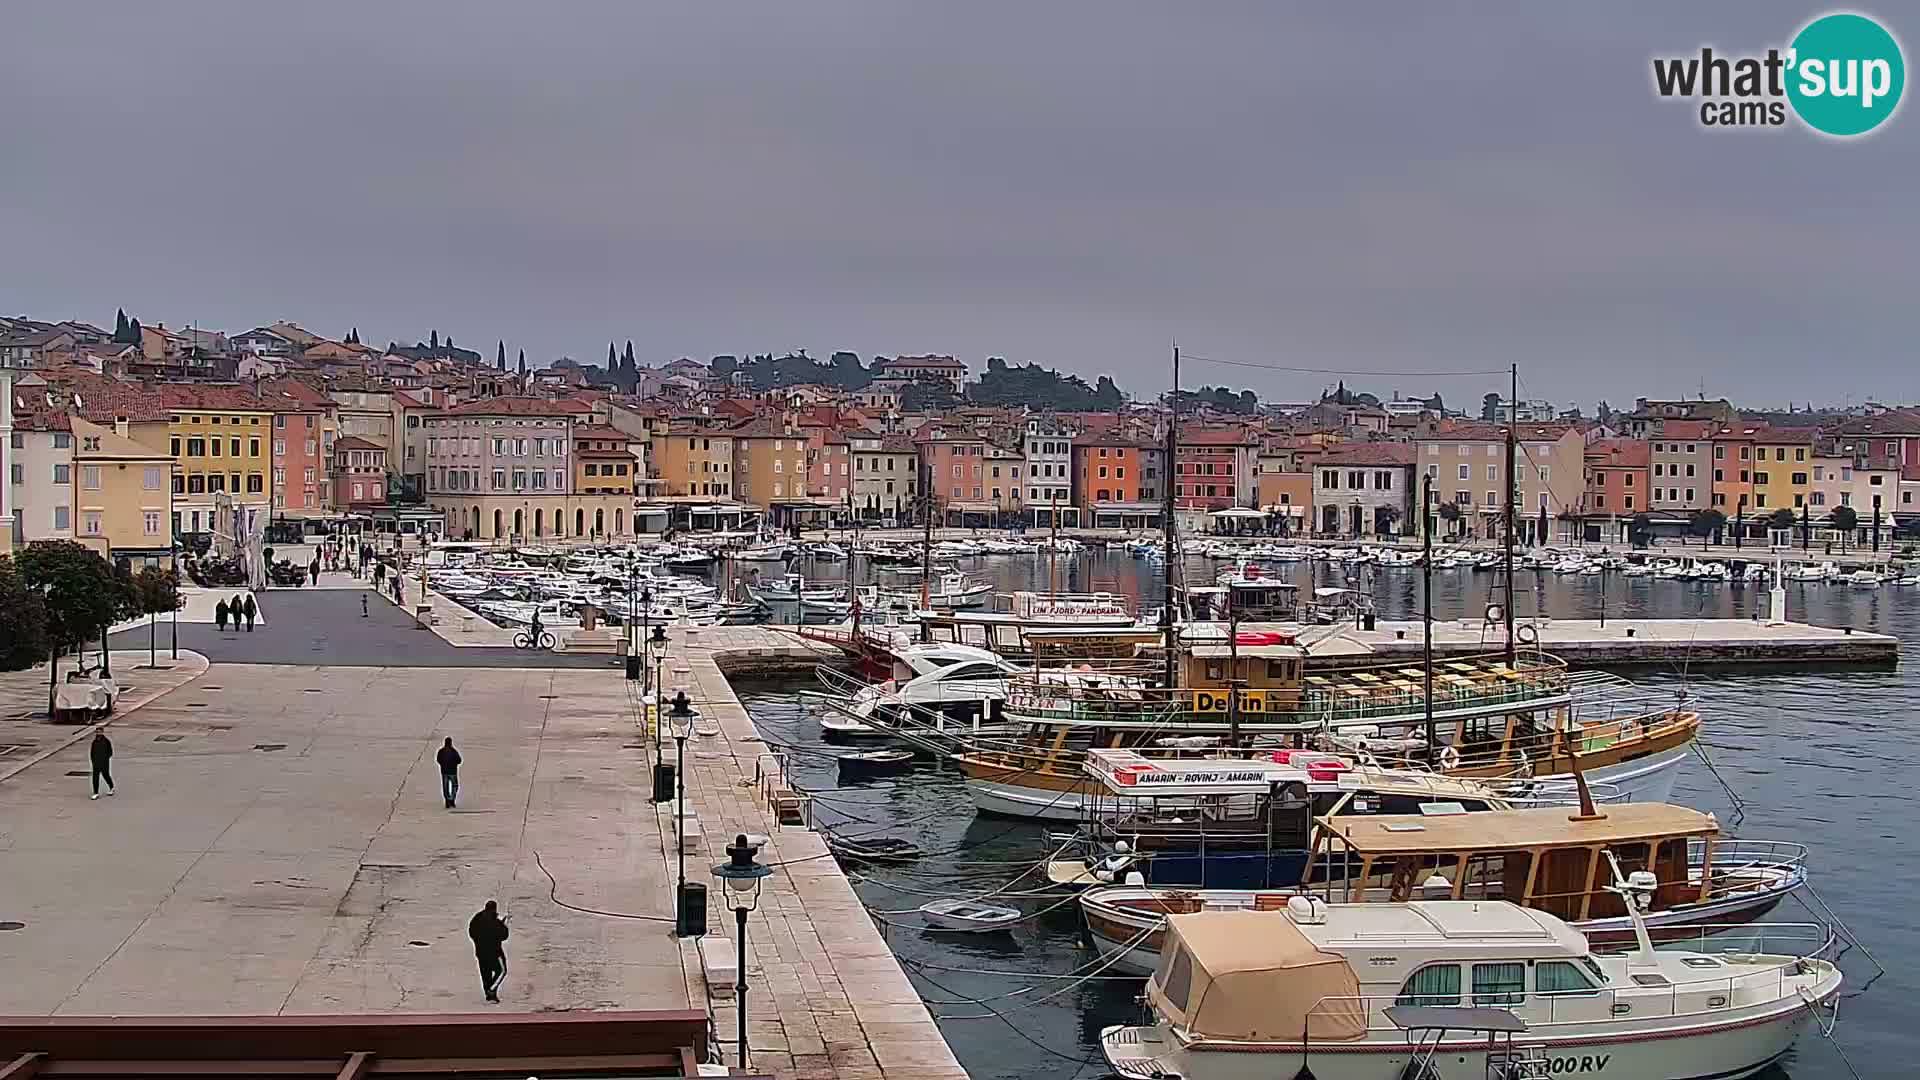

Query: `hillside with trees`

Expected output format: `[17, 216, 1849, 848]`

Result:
[969, 357, 1122, 410]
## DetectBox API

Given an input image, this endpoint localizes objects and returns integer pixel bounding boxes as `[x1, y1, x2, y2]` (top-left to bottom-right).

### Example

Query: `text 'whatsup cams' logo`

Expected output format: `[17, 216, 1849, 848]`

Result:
[1652, 11, 1904, 137]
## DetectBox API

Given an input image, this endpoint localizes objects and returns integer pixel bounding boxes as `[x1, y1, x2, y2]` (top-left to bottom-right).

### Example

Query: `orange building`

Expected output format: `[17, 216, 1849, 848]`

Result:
[1073, 432, 1161, 528]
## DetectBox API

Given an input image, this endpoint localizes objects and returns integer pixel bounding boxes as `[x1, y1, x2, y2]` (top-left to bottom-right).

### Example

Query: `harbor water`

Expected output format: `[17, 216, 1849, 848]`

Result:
[735, 547, 1915, 1080]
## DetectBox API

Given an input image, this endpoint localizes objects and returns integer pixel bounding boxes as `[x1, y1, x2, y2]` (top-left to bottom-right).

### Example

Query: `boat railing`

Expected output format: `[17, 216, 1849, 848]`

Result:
[1005, 670, 1575, 731]
[1295, 938, 1833, 1038]
[1590, 920, 1836, 959]
[1690, 838, 1811, 894]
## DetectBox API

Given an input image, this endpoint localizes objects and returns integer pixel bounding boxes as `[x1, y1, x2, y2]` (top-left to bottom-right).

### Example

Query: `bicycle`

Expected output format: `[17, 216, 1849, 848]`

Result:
[513, 629, 556, 650]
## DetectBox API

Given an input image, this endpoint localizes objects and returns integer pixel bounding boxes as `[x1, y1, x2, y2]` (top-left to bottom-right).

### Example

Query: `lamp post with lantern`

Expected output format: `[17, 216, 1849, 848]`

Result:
[711, 833, 773, 1070]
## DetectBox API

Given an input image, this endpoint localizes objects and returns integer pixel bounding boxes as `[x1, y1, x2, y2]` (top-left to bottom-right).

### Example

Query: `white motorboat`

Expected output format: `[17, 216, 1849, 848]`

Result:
[737, 541, 791, 562]
[919, 897, 1022, 932]
[748, 572, 846, 603]
[1099, 892, 1840, 1080]
[1844, 568, 1885, 588]
[810, 643, 1021, 740]
[804, 541, 849, 561]
[881, 571, 993, 609]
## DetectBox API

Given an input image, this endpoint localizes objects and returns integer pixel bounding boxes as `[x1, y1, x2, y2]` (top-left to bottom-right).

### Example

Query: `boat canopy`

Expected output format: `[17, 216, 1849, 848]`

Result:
[1148, 910, 1366, 1042]
[1319, 802, 1719, 856]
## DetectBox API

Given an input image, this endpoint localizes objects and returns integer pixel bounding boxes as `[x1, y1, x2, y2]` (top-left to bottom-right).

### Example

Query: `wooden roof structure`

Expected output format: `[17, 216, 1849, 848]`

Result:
[1317, 802, 1719, 855]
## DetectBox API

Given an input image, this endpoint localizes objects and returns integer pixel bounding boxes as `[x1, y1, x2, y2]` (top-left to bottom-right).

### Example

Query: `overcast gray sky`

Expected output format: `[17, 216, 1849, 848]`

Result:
[4, 3, 1913, 408]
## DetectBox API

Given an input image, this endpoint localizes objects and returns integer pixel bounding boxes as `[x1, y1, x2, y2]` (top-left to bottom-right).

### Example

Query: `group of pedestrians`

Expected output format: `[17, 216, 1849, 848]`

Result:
[213, 592, 257, 632]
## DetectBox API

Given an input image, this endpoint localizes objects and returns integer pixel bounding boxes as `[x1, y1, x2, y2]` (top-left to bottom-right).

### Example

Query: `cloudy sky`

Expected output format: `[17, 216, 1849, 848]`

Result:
[5, 3, 1912, 408]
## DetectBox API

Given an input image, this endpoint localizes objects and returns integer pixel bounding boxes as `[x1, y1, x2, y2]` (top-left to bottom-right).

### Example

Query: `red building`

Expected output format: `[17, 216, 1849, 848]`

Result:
[1174, 425, 1258, 510]
[331, 436, 389, 509]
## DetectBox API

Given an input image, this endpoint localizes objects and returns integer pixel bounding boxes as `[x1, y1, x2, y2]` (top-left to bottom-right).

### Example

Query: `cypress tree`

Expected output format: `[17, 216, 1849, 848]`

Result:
[497, 340, 506, 369]
[516, 348, 525, 373]
[114, 309, 129, 341]
[607, 341, 617, 369]
[623, 341, 636, 370]
[430, 330, 439, 350]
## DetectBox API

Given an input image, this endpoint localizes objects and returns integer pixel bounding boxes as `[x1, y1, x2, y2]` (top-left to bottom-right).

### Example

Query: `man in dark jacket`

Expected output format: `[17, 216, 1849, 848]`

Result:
[436, 737, 461, 808]
[468, 900, 509, 1002]
[89, 730, 114, 799]
[242, 593, 257, 631]
[214, 598, 229, 632]
[309, 558, 321, 585]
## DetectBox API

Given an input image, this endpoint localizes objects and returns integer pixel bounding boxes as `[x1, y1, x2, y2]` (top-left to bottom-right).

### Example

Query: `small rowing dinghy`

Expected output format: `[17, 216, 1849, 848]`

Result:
[836, 748, 916, 777]
[919, 897, 1021, 932]
[826, 833, 923, 863]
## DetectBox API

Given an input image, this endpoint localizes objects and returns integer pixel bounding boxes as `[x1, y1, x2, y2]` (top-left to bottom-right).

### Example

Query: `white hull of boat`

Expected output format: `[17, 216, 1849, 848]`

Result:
[965, 743, 1691, 823]
[1102, 1007, 1822, 1080]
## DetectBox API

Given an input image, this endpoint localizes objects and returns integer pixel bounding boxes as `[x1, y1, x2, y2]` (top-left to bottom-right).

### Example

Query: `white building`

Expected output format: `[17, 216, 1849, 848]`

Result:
[1023, 416, 1078, 526]
[10, 413, 74, 542]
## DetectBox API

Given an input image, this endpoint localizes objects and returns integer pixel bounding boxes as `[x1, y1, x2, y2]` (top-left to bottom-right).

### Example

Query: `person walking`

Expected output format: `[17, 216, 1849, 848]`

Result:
[89, 730, 114, 798]
[215, 598, 229, 632]
[436, 737, 461, 808]
[231, 595, 246, 633]
[468, 900, 509, 1002]
[309, 558, 321, 585]
[361, 593, 370, 618]
[242, 593, 257, 632]
[374, 561, 386, 589]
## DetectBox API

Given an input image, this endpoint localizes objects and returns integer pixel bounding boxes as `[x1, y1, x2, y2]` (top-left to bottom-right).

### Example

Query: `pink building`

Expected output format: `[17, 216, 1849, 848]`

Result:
[260, 378, 338, 516]
[424, 397, 629, 540]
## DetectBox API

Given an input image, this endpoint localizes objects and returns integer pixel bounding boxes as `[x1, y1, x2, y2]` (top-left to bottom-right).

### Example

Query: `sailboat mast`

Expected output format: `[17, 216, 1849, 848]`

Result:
[1422, 472, 1436, 762]
[921, 461, 934, 609]
[1162, 342, 1180, 691]
[1504, 362, 1517, 666]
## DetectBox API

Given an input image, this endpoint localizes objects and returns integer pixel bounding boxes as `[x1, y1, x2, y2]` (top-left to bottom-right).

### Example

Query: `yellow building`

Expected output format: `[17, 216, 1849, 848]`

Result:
[158, 386, 272, 536]
[1750, 428, 1816, 515]
[651, 424, 734, 498]
[573, 423, 637, 495]
[728, 419, 810, 507]
[71, 417, 175, 561]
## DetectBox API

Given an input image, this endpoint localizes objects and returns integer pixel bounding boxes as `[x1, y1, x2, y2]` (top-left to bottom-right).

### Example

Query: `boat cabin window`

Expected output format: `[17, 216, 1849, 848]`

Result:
[1534, 960, 1601, 996]
[1159, 945, 1195, 1011]
[941, 663, 1007, 682]
[1471, 963, 1526, 1006]
[1395, 964, 1462, 1006]
[1267, 781, 1312, 849]
[1205, 659, 1225, 681]
[1264, 658, 1297, 682]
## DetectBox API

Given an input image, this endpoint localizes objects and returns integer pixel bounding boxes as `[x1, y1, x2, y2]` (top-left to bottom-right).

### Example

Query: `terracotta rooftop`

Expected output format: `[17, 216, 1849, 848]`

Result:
[443, 396, 585, 417]
[1585, 438, 1650, 468]
[572, 423, 629, 441]
[331, 436, 385, 452]
[1316, 442, 1417, 466]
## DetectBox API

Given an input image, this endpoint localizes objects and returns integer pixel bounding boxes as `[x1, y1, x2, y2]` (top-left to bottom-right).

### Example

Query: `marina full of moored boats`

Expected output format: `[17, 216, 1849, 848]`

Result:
[418, 530, 1889, 1078]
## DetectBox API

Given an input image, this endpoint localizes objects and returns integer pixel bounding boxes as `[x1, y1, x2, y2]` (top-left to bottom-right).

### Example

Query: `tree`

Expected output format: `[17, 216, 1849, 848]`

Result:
[515, 348, 523, 373]
[1688, 508, 1726, 548]
[1374, 505, 1403, 537]
[901, 381, 960, 412]
[127, 317, 143, 345]
[623, 341, 636, 370]
[607, 341, 617, 369]
[497, 340, 506, 370]
[16, 541, 124, 720]
[0, 555, 48, 672]
[130, 566, 183, 670]
[1767, 508, 1796, 534]
[1596, 400, 1613, 423]
[113, 309, 130, 342]
[1831, 504, 1859, 550]
[430, 330, 439, 350]
[1437, 501, 1463, 538]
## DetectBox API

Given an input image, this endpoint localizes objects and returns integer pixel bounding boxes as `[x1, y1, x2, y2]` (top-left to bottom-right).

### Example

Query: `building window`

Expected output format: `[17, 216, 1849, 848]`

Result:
[144, 511, 162, 536]
[81, 466, 100, 489]
[247, 473, 263, 494]
[53, 463, 70, 484]
[53, 506, 70, 531]
[143, 466, 163, 490]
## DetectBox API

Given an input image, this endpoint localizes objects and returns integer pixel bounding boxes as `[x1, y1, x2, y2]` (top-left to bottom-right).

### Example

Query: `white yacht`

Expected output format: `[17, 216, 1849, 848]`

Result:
[1101, 894, 1840, 1080]
[810, 643, 1021, 740]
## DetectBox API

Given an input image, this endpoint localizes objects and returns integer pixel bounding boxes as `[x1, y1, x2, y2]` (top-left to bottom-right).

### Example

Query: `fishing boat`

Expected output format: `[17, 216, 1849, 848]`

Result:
[919, 897, 1022, 932]
[737, 539, 791, 562]
[880, 571, 993, 609]
[1098, 890, 1840, 1080]
[928, 632, 1698, 822]
[1081, 801, 1808, 975]
[748, 572, 846, 604]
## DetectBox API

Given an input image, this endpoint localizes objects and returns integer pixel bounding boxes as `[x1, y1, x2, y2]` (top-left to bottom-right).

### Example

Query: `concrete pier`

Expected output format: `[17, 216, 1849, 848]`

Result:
[7, 591, 967, 1080]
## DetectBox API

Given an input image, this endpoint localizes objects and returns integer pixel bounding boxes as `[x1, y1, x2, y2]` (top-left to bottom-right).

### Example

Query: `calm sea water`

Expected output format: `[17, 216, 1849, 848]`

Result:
[736, 548, 1913, 1080]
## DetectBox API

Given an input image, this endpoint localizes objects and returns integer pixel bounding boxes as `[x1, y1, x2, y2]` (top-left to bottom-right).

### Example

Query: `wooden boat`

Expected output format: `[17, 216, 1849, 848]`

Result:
[835, 748, 917, 777]
[1080, 802, 1807, 976]
[919, 897, 1021, 932]
[929, 633, 1699, 821]
[825, 832, 923, 863]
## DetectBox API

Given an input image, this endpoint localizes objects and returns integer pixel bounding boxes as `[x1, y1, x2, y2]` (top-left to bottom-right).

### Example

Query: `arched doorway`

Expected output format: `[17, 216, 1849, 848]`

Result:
[513, 509, 523, 537]
[575, 508, 585, 536]
[614, 508, 624, 535]
[594, 508, 604, 536]
[471, 507, 480, 537]
[534, 509, 544, 537]
[492, 508, 503, 537]
[554, 510, 564, 538]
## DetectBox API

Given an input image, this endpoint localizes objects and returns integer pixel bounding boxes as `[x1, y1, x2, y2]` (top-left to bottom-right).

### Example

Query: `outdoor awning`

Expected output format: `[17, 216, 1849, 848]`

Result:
[1210, 507, 1268, 518]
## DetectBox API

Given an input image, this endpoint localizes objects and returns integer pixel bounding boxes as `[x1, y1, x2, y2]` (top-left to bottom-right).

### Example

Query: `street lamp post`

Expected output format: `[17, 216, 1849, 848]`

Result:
[711, 833, 773, 1070]
[647, 626, 673, 804]
[670, 690, 698, 937]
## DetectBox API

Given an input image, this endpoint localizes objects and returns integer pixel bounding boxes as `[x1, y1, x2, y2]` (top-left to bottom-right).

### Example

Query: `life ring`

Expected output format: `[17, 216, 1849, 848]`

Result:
[1484, 603, 1505, 624]
[1517, 623, 1540, 645]
[1439, 745, 1462, 771]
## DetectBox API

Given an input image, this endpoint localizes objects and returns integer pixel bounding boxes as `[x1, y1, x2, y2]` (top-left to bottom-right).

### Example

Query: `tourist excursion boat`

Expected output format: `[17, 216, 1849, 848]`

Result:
[1081, 799, 1806, 975]
[1098, 888, 1841, 1080]
[922, 631, 1698, 821]
[1047, 747, 1613, 892]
